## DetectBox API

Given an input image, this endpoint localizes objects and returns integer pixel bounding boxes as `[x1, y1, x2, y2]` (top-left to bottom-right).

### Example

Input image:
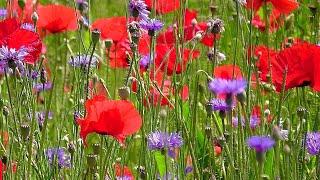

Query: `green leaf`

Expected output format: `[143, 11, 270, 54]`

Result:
[154, 151, 166, 177]
[264, 150, 274, 177]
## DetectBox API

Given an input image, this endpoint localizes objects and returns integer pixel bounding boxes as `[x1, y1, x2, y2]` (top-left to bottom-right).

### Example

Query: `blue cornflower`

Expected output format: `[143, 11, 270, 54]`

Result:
[33, 82, 53, 92]
[306, 132, 320, 155]
[250, 115, 260, 129]
[140, 18, 163, 36]
[147, 131, 168, 150]
[168, 132, 183, 148]
[68, 54, 98, 68]
[0, 9, 7, 19]
[247, 136, 275, 153]
[45, 148, 71, 168]
[208, 78, 247, 95]
[128, 0, 150, 20]
[0, 46, 27, 74]
[209, 98, 233, 111]
[139, 55, 150, 69]
[36, 111, 53, 127]
[21, 23, 36, 32]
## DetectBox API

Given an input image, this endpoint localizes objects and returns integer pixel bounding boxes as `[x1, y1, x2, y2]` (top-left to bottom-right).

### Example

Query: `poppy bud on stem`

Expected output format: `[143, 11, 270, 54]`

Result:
[18, 0, 26, 9]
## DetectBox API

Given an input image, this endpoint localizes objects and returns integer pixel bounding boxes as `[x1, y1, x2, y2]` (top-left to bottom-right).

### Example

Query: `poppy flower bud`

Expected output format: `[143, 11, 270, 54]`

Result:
[40, 68, 47, 84]
[283, 144, 291, 154]
[159, 109, 167, 119]
[18, 0, 26, 9]
[31, 12, 39, 24]
[68, 142, 76, 155]
[2, 106, 9, 117]
[87, 154, 97, 169]
[1, 155, 7, 165]
[271, 126, 282, 141]
[308, 4, 317, 16]
[137, 166, 146, 179]
[209, 5, 218, 16]
[118, 86, 130, 100]
[92, 143, 100, 155]
[104, 39, 113, 49]
[219, 110, 226, 120]
[297, 106, 307, 118]
[91, 29, 101, 45]
[205, 126, 212, 139]
[236, 92, 246, 104]
[20, 123, 30, 141]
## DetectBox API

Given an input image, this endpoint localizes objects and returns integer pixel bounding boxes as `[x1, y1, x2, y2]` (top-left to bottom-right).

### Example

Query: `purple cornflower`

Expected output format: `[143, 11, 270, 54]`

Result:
[209, 98, 232, 111]
[21, 23, 36, 32]
[168, 132, 183, 148]
[27, 70, 39, 80]
[33, 82, 53, 92]
[232, 117, 245, 127]
[185, 166, 193, 175]
[208, 78, 247, 95]
[0, 9, 7, 19]
[140, 18, 163, 36]
[139, 55, 150, 69]
[68, 55, 98, 68]
[128, 0, 150, 20]
[250, 115, 260, 129]
[116, 176, 133, 180]
[76, 0, 88, 13]
[147, 131, 168, 150]
[45, 148, 71, 168]
[36, 111, 53, 127]
[247, 136, 275, 153]
[306, 132, 320, 155]
[0, 46, 28, 73]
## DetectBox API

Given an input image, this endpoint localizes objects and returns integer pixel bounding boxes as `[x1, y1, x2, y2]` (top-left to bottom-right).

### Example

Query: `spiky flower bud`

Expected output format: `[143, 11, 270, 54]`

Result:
[92, 143, 100, 155]
[118, 86, 130, 100]
[20, 123, 30, 141]
[91, 29, 101, 45]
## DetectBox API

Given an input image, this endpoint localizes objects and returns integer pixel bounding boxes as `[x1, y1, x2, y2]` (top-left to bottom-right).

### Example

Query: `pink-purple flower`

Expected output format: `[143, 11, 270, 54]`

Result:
[208, 78, 247, 95]
[306, 132, 320, 155]
[128, 0, 150, 20]
[247, 136, 275, 153]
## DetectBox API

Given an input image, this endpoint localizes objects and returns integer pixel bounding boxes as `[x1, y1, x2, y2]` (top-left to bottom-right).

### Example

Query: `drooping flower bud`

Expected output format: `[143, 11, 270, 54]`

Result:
[91, 29, 101, 45]
[118, 86, 130, 100]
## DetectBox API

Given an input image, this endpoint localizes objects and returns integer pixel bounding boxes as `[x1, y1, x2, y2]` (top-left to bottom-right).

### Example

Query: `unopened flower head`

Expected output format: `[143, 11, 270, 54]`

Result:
[207, 18, 224, 34]
[128, 0, 150, 20]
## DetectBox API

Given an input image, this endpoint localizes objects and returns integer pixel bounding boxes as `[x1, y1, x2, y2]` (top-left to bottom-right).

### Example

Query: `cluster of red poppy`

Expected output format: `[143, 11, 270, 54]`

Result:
[246, 0, 299, 32]
[254, 41, 320, 92]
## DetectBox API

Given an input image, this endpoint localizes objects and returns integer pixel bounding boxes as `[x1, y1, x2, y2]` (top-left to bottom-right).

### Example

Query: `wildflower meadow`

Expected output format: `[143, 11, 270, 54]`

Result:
[0, 0, 319, 179]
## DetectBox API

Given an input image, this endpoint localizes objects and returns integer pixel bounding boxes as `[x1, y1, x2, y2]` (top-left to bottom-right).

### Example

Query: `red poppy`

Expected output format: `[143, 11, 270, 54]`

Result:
[252, 9, 283, 32]
[214, 65, 243, 80]
[214, 144, 222, 156]
[92, 17, 127, 42]
[154, 44, 200, 75]
[7, 0, 36, 22]
[108, 40, 131, 68]
[246, 0, 298, 32]
[77, 95, 142, 144]
[37, 4, 78, 33]
[89, 79, 108, 97]
[114, 163, 134, 179]
[0, 162, 3, 180]
[246, 0, 298, 14]
[184, 9, 197, 26]
[145, 0, 180, 14]
[256, 42, 320, 92]
[0, 18, 42, 64]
